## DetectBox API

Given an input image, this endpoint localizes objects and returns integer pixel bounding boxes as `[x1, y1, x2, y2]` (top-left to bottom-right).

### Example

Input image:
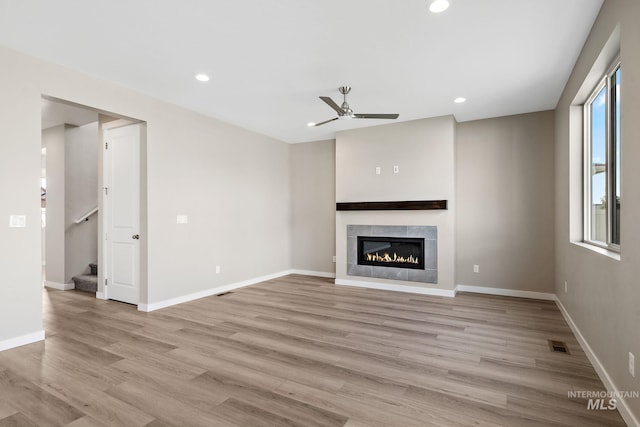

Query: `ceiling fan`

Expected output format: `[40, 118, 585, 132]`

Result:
[309, 86, 399, 127]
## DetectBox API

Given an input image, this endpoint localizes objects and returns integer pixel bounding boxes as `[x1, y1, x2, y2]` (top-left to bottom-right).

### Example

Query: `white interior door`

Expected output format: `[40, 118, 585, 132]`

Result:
[103, 123, 141, 305]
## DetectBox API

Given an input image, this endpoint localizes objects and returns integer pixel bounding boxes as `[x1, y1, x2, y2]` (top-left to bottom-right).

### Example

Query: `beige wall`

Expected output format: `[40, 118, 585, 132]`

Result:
[65, 122, 99, 283]
[555, 0, 640, 421]
[291, 140, 336, 274]
[43, 125, 66, 285]
[146, 108, 291, 304]
[456, 111, 555, 292]
[336, 118, 455, 203]
[0, 45, 292, 345]
[0, 50, 44, 344]
[44, 122, 100, 286]
[335, 117, 456, 291]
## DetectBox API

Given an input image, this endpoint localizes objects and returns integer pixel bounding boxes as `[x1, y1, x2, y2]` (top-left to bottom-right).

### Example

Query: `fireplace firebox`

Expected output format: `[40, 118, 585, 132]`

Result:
[357, 236, 425, 270]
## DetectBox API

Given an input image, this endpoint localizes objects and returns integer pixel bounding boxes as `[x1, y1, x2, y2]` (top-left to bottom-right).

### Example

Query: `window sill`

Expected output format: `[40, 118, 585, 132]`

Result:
[571, 241, 621, 261]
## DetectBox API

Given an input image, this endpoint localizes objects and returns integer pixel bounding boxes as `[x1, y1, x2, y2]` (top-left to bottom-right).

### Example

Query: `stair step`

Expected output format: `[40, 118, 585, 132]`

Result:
[89, 263, 98, 275]
[72, 274, 97, 293]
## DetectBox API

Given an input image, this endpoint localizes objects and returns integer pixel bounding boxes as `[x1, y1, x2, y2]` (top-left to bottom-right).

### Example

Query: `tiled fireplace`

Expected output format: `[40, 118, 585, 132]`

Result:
[347, 225, 437, 284]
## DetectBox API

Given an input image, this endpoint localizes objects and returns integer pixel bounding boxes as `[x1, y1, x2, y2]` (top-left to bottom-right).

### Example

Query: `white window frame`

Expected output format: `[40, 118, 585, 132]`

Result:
[583, 57, 621, 251]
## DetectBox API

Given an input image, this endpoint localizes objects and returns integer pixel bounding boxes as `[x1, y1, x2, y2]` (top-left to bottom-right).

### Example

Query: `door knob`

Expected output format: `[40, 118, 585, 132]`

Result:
[132, 234, 140, 240]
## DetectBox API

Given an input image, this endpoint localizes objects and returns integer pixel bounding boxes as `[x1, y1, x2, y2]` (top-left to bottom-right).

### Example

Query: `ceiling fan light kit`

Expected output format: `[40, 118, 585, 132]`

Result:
[310, 86, 399, 127]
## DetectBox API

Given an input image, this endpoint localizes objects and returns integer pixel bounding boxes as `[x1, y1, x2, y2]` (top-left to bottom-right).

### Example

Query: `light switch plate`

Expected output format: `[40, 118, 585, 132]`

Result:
[9, 215, 26, 228]
[176, 214, 188, 224]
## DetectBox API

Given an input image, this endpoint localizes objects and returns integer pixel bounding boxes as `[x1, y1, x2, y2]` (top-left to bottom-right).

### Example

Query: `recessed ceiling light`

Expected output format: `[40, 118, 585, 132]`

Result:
[307, 122, 316, 127]
[454, 97, 466, 103]
[195, 73, 210, 82]
[429, 0, 450, 13]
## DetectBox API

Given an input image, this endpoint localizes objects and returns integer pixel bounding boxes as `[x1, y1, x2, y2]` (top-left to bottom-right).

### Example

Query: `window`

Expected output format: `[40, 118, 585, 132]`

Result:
[584, 59, 620, 249]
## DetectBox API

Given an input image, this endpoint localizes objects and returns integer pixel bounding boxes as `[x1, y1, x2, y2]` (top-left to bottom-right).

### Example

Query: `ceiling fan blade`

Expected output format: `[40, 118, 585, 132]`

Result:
[311, 117, 339, 126]
[353, 113, 399, 119]
[320, 96, 344, 114]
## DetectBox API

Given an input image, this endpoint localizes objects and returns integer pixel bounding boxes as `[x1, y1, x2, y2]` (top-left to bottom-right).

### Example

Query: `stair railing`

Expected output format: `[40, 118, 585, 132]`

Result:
[74, 206, 98, 224]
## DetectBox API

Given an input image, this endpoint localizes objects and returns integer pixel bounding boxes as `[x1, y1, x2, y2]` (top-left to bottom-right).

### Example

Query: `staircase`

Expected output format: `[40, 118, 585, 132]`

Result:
[72, 263, 98, 293]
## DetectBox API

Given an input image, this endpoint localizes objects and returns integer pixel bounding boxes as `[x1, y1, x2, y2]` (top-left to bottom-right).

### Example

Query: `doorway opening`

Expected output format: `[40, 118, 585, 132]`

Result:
[41, 96, 146, 306]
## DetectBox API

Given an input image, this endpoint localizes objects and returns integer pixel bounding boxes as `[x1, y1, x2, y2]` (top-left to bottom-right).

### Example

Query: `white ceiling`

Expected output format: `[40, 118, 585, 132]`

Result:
[0, 0, 602, 143]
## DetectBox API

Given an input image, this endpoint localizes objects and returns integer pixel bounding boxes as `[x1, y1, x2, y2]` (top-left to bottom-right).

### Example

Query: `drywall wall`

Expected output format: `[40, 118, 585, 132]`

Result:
[555, 0, 640, 422]
[456, 111, 555, 292]
[0, 52, 44, 345]
[43, 125, 65, 286]
[336, 118, 455, 203]
[0, 45, 291, 347]
[146, 108, 291, 304]
[65, 122, 99, 283]
[291, 139, 336, 275]
[335, 116, 456, 291]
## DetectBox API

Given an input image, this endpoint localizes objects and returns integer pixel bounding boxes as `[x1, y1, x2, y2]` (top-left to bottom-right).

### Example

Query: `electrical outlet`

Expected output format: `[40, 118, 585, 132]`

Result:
[375, 166, 381, 175]
[473, 265, 479, 273]
[332, 255, 336, 263]
[630, 352, 635, 377]
[215, 265, 221, 274]
[564, 281, 568, 293]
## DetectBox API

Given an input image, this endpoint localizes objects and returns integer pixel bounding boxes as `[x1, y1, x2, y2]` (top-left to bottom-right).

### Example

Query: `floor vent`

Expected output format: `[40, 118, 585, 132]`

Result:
[548, 340, 570, 354]
[217, 292, 233, 297]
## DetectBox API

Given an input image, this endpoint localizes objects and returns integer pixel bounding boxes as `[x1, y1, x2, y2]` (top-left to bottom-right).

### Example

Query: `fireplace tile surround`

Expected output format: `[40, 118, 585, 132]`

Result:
[347, 225, 437, 284]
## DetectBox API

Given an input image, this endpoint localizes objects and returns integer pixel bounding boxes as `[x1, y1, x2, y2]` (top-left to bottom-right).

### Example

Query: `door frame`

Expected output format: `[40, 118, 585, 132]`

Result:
[40, 96, 147, 307]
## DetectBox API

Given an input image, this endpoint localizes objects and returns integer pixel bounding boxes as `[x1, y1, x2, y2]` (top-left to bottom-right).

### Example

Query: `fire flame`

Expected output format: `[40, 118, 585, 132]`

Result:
[366, 252, 419, 264]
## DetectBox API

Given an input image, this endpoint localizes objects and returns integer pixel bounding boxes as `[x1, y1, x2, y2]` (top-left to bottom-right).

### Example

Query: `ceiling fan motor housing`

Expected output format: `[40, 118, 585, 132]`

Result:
[341, 104, 353, 116]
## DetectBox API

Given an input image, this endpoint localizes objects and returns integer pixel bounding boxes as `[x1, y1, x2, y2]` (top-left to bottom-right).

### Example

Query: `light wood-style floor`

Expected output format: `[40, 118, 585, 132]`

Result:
[0, 275, 626, 426]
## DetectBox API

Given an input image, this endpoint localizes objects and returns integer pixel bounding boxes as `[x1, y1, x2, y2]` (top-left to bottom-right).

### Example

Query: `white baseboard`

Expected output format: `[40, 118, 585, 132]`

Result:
[288, 269, 336, 279]
[455, 284, 556, 301]
[138, 270, 296, 312]
[555, 297, 639, 427]
[335, 278, 456, 297]
[96, 291, 107, 300]
[0, 330, 45, 352]
[44, 281, 75, 291]
[334, 280, 556, 301]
